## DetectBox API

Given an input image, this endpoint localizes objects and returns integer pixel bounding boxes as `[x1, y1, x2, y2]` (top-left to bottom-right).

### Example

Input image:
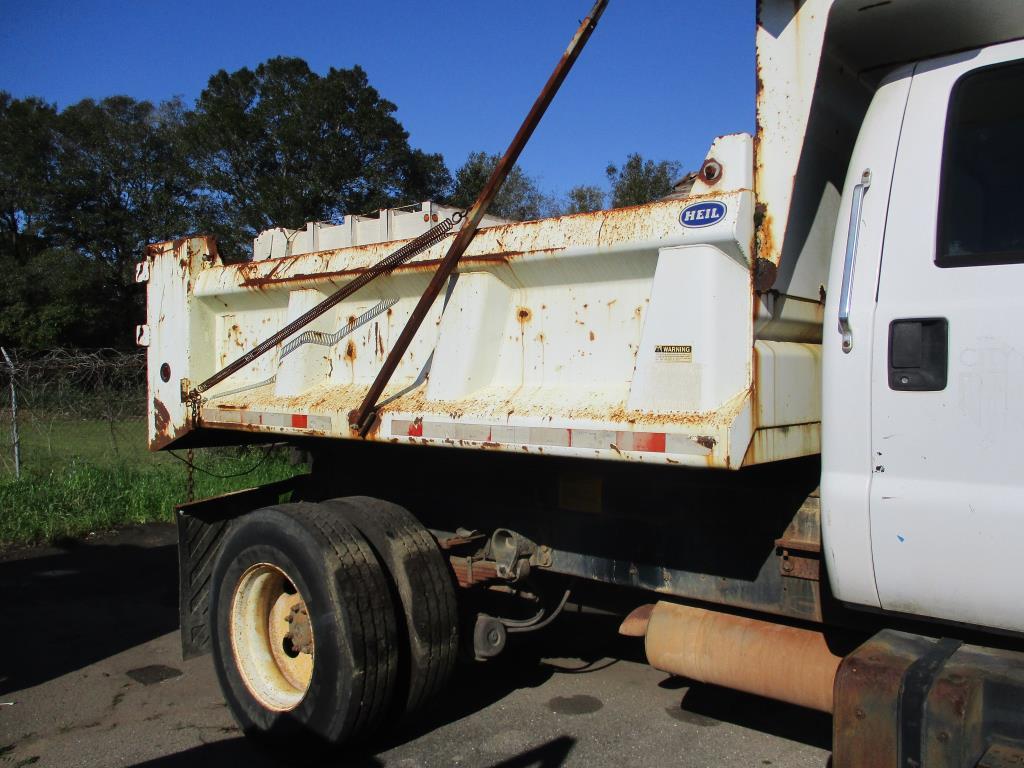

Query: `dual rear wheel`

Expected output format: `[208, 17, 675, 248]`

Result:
[208, 498, 458, 746]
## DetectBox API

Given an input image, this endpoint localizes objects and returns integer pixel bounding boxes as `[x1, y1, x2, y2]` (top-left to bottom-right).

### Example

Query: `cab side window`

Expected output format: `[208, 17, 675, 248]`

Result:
[937, 61, 1024, 268]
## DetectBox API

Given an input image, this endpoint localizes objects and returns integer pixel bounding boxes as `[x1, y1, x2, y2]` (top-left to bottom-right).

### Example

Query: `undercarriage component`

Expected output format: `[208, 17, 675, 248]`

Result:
[618, 604, 654, 637]
[502, 588, 572, 635]
[473, 614, 507, 660]
[441, 527, 537, 588]
[449, 556, 501, 588]
[447, 526, 571, 658]
[833, 630, 1024, 768]
[436, 529, 486, 552]
[488, 528, 535, 581]
[644, 601, 853, 713]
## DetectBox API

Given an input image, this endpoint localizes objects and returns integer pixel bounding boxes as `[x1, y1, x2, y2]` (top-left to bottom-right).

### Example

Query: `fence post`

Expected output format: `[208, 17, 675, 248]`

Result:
[0, 347, 21, 479]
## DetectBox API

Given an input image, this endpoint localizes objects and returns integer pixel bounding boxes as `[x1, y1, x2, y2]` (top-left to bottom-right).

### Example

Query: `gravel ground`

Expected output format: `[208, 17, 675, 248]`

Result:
[0, 524, 832, 767]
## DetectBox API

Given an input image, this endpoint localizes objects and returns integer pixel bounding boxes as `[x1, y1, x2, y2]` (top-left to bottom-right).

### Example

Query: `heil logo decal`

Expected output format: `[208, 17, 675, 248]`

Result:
[679, 201, 727, 228]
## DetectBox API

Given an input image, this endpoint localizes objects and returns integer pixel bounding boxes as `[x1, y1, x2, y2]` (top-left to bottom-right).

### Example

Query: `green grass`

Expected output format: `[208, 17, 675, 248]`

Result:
[0, 417, 305, 546]
[1, 416, 157, 476]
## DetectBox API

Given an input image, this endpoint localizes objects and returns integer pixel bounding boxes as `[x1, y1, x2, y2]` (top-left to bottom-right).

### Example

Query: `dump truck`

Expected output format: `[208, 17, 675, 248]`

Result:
[137, 0, 1024, 763]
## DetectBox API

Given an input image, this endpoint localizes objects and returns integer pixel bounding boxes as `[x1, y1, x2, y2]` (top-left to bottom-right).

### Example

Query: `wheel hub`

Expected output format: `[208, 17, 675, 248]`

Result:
[230, 563, 315, 712]
[285, 603, 314, 655]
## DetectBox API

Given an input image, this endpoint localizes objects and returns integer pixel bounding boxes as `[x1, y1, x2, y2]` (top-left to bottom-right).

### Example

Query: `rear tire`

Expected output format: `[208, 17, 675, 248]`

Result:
[322, 496, 459, 717]
[209, 502, 398, 746]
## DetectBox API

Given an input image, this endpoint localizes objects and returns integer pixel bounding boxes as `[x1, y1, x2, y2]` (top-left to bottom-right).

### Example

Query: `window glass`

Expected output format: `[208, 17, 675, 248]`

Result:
[937, 61, 1024, 267]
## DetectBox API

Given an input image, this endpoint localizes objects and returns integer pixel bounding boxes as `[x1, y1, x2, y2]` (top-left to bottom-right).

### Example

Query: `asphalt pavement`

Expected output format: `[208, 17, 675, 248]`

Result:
[0, 524, 832, 767]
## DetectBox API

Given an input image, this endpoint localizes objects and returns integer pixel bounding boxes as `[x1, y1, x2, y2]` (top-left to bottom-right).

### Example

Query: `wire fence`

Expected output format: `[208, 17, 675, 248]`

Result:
[0, 348, 149, 478]
[0, 348, 311, 545]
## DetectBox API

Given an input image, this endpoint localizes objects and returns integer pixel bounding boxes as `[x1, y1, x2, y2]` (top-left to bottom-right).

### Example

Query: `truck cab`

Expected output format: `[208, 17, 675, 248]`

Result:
[818, 17, 1024, 635]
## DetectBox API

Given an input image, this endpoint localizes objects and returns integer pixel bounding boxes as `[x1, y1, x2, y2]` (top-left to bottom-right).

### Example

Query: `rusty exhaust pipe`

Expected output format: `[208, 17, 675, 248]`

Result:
[643, 602, 846, 713]
[618, 604, 654, 637]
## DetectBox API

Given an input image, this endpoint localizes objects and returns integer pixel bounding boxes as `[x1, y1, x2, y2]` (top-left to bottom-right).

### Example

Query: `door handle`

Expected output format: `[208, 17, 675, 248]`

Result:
[838, 169, 872, 353]
[888, 318, 948, 391]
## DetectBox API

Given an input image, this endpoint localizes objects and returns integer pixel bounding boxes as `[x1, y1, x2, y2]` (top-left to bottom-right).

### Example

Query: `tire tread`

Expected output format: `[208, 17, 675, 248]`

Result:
[279, 502, 398, 737]
[323, 496, 458, 715]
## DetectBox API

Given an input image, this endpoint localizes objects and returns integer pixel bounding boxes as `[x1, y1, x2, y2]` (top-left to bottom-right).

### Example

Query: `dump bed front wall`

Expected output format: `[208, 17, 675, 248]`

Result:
[755, 0, 1024, 303]
[755, 0, 874, 306]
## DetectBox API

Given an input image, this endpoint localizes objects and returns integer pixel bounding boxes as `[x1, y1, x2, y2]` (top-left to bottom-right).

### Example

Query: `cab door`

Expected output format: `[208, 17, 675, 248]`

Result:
[869, 41, 1024, 633]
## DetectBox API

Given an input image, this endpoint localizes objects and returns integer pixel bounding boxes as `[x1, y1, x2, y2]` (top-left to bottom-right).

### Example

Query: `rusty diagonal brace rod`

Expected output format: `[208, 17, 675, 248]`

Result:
[350, 0, 609, 436]
[185, 211, 464, 403]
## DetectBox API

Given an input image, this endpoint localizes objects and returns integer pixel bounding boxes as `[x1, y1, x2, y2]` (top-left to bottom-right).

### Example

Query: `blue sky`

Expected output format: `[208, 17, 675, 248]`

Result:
[0, 0, 755, 196]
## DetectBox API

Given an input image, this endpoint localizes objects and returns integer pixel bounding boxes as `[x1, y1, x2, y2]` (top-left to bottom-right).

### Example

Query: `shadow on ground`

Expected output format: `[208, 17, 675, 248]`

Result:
[666, 678, 833, 751]
[1, 522, 831, 766]
[126, 609, 631, 767]
[0, 524, 179, 695]
[128, 734, 578, 768]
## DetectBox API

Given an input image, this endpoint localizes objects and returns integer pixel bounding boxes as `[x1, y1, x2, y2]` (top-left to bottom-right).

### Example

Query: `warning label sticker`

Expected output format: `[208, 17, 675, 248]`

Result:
[655, 344, 693, 363]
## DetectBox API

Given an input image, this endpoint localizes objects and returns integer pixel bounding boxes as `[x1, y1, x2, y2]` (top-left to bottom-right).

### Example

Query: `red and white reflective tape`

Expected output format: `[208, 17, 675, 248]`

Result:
[199, 408, 714, 457]
[390, 418, 713, 456]
[202, 407, 331, 432]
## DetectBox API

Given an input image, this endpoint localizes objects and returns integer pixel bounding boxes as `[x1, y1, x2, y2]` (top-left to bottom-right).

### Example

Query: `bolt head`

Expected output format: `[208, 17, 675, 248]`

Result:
[700, 159, 723, 183]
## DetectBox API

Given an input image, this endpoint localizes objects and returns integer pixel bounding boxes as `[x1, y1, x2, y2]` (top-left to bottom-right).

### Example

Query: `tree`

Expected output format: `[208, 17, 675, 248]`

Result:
[562, 184, 605, 215]
[0, 93, 157, 349]
[449, 151, 553, 221]
[605, 154, 682, 208]
[38, 95, 194, 347]
[1, 59, 456, 350]
[0, 93, 57, 265]
[186, 57, 450, 259]
[0, 247, 111, 349]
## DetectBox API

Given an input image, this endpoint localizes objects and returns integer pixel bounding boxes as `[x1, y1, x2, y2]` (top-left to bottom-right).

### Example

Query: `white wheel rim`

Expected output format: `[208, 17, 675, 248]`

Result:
[229, 562, 315, 712]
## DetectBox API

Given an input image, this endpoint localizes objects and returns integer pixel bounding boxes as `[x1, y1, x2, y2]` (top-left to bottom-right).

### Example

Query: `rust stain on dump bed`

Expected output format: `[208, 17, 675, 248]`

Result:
[215, 196, 739, 292]
[238, 252, 519, 289]
[154, 399, 170, 438]
[206, 380, 747, 434]
[151, 397, 188, 450]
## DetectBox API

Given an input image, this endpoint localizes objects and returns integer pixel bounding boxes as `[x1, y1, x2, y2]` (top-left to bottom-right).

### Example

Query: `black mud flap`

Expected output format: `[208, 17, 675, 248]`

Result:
[176, 476, 306, 660]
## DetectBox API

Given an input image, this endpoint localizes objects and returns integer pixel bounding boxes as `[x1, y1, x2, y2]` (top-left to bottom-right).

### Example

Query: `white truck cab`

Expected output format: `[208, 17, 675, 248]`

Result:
[823, 39, 1024, 633]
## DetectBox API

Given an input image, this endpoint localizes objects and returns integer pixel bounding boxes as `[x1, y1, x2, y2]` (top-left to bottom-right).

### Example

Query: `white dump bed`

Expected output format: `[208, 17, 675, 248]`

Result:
[139, 132, 820, 469]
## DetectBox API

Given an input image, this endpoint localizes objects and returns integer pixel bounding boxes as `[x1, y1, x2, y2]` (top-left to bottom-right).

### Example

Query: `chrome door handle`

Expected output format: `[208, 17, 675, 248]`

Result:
[838, 169, 871, 353]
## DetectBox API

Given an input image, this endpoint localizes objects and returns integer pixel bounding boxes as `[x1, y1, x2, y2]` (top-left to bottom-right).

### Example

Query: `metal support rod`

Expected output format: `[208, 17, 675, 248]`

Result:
[1, 347, 21, 479]
[350, 0, 609, 436]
